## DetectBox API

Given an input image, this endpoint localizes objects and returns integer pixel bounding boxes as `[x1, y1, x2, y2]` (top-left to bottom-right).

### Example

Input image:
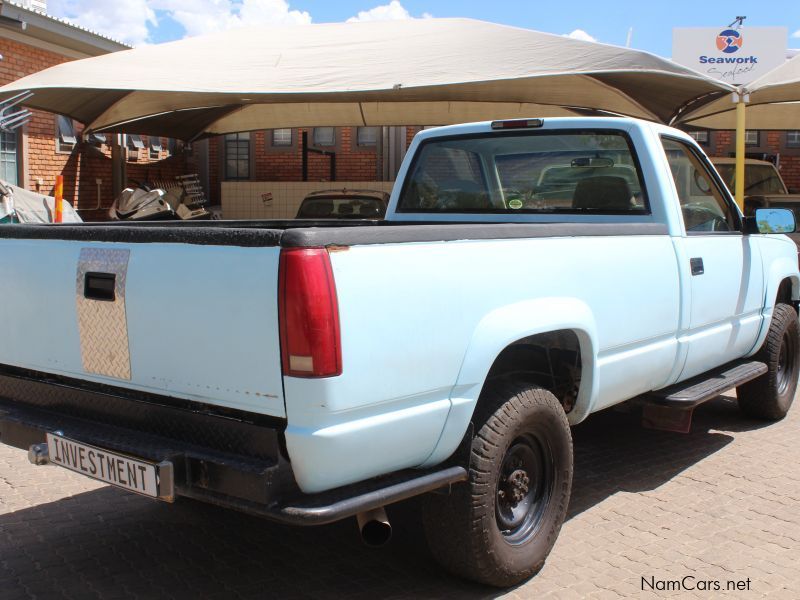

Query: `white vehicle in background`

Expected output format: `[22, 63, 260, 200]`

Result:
[0, 117, 798, 587]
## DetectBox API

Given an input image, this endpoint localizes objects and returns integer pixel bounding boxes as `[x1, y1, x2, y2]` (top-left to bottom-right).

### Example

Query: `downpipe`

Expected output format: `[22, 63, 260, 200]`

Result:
[356, 507, 392, 547]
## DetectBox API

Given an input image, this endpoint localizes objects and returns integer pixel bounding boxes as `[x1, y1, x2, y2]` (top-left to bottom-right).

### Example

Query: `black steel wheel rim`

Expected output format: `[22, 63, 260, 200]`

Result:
[777, 328, 797, 396]
[495, 433, 554, 545]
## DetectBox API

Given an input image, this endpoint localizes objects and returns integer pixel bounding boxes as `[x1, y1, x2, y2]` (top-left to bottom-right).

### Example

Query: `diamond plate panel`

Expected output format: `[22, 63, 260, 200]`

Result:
[76, 248, 131, 380]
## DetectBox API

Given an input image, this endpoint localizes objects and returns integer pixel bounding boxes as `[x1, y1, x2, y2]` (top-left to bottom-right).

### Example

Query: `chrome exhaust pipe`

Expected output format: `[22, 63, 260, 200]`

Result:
[356, 507, 392, 547]
[28, 443, 49, 465]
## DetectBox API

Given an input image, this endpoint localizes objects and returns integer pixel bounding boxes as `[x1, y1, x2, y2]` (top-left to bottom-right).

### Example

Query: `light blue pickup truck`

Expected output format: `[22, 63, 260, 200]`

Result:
[0, 117, 798, 586]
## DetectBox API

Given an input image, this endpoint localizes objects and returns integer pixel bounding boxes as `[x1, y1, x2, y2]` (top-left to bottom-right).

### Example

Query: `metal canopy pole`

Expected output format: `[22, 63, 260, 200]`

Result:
[301, 130, 308, 181]
[730, 16, 748, 211]
[733, 91, 748, 211]
[111, 134, 126, 200]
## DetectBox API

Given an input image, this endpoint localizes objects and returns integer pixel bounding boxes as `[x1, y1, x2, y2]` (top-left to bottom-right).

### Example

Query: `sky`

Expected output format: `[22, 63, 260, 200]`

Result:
[46, 0, 800, 57]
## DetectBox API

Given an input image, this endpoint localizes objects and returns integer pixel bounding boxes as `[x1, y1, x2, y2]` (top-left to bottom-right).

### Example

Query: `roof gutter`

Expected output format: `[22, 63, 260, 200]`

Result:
[0, 1, 129, 56]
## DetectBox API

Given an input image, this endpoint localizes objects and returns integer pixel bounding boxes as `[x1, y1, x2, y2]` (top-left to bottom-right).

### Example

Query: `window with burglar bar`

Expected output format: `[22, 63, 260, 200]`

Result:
[272, 129, 292, 146]
[357, 127, 378, 146]
[225, 132, 250, 180]
[688, 131, 709, 145]
[787, 131, 800, 148]
[313, 127, 335, 146]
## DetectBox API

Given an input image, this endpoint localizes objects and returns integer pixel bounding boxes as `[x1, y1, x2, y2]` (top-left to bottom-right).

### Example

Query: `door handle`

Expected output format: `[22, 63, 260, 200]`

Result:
[84, 272, 116, 301]
[690, 257, 704, 276]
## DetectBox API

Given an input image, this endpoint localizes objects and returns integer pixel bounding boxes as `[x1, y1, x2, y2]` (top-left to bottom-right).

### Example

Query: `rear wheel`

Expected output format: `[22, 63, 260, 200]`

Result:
[737, 303, 800, 420]
[423, 382, 572, 587]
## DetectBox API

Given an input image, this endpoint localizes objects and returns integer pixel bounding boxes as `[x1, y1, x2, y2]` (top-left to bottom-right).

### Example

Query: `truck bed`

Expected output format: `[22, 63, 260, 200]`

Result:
[0, 218, 665, 424]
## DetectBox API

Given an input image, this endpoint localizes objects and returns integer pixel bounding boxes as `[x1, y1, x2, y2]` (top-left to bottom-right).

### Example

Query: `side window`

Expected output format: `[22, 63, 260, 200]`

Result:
[661, 137, 738, 233]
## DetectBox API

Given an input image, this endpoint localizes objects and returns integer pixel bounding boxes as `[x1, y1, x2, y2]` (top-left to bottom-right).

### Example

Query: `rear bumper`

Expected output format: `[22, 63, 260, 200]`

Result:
[0, 365, 466, 524]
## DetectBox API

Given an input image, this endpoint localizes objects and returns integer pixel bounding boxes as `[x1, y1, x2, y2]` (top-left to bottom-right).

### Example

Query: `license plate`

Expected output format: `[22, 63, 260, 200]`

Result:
[46, 433, 161, 499]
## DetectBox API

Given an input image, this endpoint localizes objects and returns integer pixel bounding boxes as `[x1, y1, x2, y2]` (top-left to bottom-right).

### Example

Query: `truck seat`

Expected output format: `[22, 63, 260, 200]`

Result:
[572, 176, 633, 211]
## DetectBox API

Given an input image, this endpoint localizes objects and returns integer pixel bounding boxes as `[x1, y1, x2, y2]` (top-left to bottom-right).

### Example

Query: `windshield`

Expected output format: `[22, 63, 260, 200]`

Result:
[295, 196, 386, 219]
[715, 164, 787, 195]
[397, 130, 647, 214]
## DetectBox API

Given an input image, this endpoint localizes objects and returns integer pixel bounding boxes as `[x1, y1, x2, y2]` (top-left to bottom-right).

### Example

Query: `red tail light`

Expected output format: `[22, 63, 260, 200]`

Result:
[278, 247, 342, 377]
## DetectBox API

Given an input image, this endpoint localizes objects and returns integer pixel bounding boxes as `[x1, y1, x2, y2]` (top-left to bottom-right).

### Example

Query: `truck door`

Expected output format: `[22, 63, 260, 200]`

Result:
[661, 137, 764, 380]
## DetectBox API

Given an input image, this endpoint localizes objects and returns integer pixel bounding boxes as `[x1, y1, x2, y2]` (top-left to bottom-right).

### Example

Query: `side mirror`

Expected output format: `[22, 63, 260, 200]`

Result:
[746, 208, 796, 234]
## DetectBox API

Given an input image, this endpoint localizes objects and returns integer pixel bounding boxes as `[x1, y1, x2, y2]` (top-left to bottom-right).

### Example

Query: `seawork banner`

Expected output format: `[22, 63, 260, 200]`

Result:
[672, 27, 787, 85]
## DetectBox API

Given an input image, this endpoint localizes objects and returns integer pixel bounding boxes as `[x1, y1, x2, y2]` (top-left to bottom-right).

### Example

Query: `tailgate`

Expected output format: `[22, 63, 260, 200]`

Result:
[0, 232, 285, 417]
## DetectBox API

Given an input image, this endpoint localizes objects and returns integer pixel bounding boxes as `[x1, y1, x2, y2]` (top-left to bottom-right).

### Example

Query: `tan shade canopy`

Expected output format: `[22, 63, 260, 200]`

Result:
[0, 18, 734, 139]
[677, 53, 800, 129]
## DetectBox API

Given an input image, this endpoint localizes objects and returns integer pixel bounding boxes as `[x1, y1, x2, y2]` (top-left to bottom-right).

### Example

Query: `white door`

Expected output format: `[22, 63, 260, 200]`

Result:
[661, 137, 764, 380]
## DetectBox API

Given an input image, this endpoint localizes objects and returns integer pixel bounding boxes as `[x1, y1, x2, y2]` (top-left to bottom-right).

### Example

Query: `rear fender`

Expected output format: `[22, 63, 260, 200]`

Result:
[420, 297, 598, 467]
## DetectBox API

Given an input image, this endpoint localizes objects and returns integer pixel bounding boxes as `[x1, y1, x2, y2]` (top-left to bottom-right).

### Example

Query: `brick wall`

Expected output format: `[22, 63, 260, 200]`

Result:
[254, 127, 379, 181]
[407, 126, 422, 147]
[715, 131, 733, 149]
[0, 37, 73, 193]
[208, 126, 423, 204]
[1, 36, 189, 221]
[781, 158, 800, 191]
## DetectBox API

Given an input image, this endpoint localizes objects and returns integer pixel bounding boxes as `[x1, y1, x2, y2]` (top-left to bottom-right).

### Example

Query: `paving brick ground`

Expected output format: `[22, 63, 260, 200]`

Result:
[1, 391, 798, 599]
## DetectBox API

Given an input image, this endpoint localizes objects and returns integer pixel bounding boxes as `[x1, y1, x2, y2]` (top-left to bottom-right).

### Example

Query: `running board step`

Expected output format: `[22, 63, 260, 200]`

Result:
[640, 359, 767, 433]
[646, 359, 767, 407]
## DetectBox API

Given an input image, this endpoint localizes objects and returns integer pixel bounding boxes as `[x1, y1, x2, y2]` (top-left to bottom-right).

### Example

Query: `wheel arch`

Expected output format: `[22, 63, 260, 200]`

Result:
[749, 264, 800, 356]
[765, 262, 800, 310]
[775, 276, 799, 309]
[419, 298, 599, 467]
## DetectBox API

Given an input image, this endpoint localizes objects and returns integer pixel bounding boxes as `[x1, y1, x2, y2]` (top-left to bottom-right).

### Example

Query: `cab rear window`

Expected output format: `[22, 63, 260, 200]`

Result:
[397, 130, 648, 214]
